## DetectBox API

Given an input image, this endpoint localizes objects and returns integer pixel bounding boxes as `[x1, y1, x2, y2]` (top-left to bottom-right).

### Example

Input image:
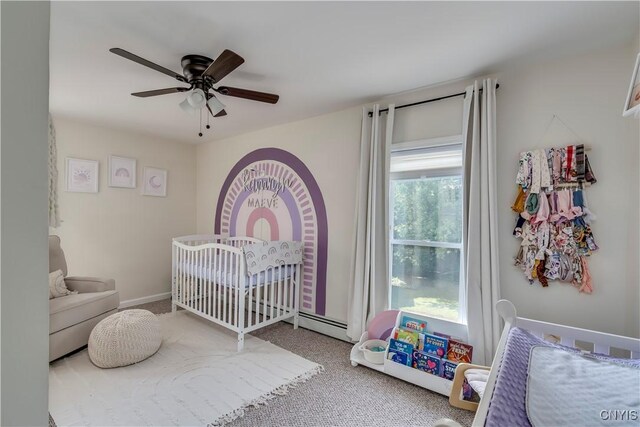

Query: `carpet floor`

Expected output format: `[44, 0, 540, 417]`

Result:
[52, 299, 474, 427]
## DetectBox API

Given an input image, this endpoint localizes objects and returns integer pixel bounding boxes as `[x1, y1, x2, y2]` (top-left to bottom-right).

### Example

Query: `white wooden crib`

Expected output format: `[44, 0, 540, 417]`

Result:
[171, 234, 301, 351]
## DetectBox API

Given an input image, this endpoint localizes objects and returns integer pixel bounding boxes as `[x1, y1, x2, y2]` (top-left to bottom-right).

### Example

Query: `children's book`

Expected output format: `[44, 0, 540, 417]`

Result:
[393, 327, 420, 347]
[389, 338, 414, 355]
[413, 350, 441, 375]
[400, 315, 428, 333]
[388, 350, 412, 366]
[422, 333, 449, 358]
[442, 360, 458, 380]
[433, 331, 451, 340]
[446, 339, 473, 363]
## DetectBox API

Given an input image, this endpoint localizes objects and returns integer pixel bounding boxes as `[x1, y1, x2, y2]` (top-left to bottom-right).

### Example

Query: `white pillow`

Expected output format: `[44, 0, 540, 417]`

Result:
[464, 368, 490, 398]
[49, 269, 76, 299]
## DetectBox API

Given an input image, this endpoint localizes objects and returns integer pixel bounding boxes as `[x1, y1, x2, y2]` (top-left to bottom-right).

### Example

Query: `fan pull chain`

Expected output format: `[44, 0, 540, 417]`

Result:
[198, 109, 203, 137]
[206, 110, 210, 130]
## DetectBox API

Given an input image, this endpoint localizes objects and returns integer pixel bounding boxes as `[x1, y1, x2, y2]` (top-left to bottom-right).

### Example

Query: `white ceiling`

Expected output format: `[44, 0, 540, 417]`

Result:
[50, 1, 639, 143]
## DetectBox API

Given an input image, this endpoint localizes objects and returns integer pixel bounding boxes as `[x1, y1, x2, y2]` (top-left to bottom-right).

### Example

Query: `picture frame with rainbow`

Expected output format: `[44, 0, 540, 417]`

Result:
[141, 166, 167, 197]
[108, 155, 136, 189]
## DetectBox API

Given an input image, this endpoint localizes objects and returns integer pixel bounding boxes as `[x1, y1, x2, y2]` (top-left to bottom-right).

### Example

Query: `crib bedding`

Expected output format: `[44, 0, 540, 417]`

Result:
[178, 262, 294, 288]
[485, 327, 640, 427]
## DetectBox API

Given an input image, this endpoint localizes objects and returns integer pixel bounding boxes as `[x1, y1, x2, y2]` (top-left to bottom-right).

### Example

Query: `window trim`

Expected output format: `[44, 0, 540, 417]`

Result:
[388, 135, 466, 325]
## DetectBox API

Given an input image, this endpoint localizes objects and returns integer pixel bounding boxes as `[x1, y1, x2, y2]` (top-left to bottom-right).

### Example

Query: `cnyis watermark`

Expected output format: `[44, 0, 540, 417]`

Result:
[599, 409, 638, 422]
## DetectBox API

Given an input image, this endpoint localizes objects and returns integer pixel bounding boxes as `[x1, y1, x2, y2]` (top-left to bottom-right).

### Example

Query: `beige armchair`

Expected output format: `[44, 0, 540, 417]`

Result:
[49, 235, 119, 362]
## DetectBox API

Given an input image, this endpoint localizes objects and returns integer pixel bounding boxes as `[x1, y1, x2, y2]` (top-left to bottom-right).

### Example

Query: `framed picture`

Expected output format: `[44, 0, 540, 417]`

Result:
[108, 155, 136, 188]
[142, 167, 167, 197]
[623, 52, 640, 117]
[66, 157, 99, 193]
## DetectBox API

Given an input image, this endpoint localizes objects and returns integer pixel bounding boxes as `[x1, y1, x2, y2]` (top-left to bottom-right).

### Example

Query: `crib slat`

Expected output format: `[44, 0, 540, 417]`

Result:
[182, 248, 187, 306]
[191, 250, 195, 309]
[270, 270, 275, 320]
[277, 266, 283, 318]
[177, 247, 181, 304]
[247, 276, 253, 328]
[196, 250, 201, 313]
[223, 250, 228, 323]
[256, 273, 262, 324]
[288, 265, 294, 314]
[214, 246, 219, 320]
[199, 249, 203, 313]
[177, 247, 182, 304]
[206, 247, 211, 317]
[234, 252, 240, 328]
[187, 249, 192, 308]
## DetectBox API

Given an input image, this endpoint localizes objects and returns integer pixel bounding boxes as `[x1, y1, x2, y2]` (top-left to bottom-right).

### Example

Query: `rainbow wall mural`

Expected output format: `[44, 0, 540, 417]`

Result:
[214, 148, 328, 316]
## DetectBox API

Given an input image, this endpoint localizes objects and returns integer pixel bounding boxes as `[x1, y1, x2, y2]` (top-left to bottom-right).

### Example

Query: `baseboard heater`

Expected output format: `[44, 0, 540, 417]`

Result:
[249, 300, 350, 342]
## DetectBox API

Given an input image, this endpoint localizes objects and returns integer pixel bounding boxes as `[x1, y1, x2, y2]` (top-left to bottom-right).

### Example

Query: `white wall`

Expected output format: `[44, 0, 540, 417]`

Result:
[497, 39, 640, 338]
[52, 118, 197, 303]
[196, 39, 639, 338]
[196, 107, 362, 322]
[1, 1, 50, 425]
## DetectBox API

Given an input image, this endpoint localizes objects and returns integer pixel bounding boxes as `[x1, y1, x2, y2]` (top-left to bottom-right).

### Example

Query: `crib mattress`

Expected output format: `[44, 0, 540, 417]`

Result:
[485, 327, 640, 427]
[177, 262, 295, 288]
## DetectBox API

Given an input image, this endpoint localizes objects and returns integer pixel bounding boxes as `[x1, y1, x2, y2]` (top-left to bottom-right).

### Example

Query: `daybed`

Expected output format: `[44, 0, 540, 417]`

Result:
[444, 300, 640, 427]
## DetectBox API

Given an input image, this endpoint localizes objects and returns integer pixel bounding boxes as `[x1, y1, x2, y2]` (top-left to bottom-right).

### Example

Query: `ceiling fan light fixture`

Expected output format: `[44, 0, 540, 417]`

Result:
[207, 96, 226, 116]
[179, 98, 196, 115]
[187, 88, 206, 108]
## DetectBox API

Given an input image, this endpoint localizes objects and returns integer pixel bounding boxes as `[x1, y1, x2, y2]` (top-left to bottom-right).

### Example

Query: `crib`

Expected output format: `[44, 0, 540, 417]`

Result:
[171, 234, 301, 351]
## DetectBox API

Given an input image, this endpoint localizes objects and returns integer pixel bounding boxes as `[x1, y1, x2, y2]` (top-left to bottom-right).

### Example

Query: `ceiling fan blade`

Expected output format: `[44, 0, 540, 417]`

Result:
[110, 48, 186, 82]
[216, 86, 279, 104]
[202, 49, 245, 83]
[131, 87, 189, 97]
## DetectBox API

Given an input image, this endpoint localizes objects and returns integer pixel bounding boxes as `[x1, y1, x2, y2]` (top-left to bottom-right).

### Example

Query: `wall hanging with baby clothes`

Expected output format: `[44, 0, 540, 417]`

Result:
[511, 138, 598, 293]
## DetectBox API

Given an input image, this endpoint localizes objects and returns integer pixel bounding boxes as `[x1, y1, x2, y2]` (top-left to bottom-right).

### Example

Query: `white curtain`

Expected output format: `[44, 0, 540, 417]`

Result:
[48, 114, 60, 228]
[347, 104, 395, 341]
[462, 79, 501, 365]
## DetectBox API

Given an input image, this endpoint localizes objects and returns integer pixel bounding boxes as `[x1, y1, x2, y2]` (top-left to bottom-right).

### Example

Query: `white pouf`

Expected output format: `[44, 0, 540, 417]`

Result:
[89, 309, 162, 368]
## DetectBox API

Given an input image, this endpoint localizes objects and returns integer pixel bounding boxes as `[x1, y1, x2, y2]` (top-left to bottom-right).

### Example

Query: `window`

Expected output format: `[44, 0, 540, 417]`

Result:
[389, 137, 465, 323]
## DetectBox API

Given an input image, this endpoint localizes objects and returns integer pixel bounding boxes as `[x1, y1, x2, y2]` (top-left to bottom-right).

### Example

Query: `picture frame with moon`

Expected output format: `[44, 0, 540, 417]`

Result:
[108, 155, 136, 188]
[142, 167, 167, 197]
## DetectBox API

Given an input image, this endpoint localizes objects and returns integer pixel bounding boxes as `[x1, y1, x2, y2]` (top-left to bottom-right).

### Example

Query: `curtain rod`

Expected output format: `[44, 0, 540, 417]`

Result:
[368, 84, 500, 117]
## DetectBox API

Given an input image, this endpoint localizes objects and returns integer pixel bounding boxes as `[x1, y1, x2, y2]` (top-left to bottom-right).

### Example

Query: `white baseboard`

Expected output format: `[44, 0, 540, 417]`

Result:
[131, 294, 352, 342]
[119, 292, 171, 309]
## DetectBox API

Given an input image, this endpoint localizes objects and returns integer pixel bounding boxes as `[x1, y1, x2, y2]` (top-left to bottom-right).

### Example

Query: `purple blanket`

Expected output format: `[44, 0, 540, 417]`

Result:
[485, 327, 640, 427]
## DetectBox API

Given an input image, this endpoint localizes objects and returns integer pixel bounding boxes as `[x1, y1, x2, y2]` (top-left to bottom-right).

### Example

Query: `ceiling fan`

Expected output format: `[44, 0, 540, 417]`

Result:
[109, 47, 279, 137]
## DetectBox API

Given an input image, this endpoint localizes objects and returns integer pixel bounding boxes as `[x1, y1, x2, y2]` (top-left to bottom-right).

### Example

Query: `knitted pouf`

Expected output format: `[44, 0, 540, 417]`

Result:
[89, 309, 162, 368]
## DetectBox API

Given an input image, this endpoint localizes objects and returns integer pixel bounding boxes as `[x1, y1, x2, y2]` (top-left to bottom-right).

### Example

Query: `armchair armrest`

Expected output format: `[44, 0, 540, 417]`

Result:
[65, 276, 115, 293]
[448, 363, 490, 412]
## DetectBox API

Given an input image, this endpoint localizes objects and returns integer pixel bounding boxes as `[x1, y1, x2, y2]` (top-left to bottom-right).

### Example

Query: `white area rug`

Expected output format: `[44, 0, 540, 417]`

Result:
[49, 311, 323, 426]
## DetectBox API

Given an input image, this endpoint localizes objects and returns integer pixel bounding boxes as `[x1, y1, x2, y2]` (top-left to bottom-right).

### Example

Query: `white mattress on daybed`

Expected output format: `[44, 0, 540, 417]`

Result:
[178, 262, 295, 288]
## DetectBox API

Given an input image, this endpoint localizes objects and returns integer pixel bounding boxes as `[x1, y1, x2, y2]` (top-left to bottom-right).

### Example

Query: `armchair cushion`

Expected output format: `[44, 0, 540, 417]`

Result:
[49, 290, 119, 334]
[65, 276, 116, 293]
